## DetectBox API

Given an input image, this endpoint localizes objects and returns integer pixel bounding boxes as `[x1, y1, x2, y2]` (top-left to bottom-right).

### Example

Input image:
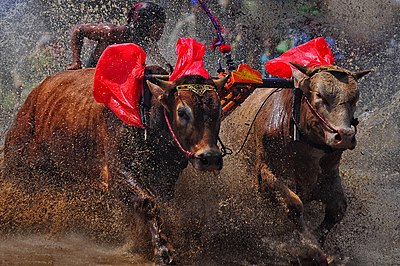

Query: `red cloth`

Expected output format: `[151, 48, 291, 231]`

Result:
[265, 37, 334, 78]
[169, 38, 210, 81]
[218, 43, 231, 53]
[93, 43, 146, 127]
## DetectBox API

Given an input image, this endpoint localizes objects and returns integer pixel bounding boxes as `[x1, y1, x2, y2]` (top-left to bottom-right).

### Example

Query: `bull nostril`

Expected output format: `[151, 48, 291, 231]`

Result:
[217, 157, 223, 166]
[334, 133, 342, 142]
[200, 157, 209, 165]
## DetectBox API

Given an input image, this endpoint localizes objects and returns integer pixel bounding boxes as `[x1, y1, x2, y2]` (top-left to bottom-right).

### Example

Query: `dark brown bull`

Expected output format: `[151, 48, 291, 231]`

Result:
[2, 66, 228, 265]
[252, 64, 371, 245]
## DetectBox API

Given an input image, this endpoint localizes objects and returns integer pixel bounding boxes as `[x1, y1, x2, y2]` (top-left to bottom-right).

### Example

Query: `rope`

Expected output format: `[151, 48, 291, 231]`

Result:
[163, 109, 196, 159]
[236, 88, 281, 155]
[163, 110, 232, 159]
[196, 0, 225, 48]
[303, 96, 338, 133]
[217, 135, 232, 157]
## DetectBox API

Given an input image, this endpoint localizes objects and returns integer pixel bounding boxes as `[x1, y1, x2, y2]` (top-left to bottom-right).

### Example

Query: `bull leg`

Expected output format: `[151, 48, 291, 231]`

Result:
[107, 165, 174, 265]
[147, 215, 175, 265]
[312, 175, 347, 245]
[102, 124, 174, 265]
[126, 186, 174, 265]
[316, 197, 347, 245]
[259, 163, 306, 231]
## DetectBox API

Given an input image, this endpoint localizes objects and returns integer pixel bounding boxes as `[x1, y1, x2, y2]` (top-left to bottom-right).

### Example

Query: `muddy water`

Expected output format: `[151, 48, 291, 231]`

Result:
[0, 181, 156, 265]
[0, 235, 153, 266]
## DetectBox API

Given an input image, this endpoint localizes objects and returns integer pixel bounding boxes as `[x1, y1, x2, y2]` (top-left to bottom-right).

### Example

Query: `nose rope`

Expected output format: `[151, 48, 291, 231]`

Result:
[217, 136, 232, 157]
[302, 95, 338, 133]
[163, 108, 196, 159]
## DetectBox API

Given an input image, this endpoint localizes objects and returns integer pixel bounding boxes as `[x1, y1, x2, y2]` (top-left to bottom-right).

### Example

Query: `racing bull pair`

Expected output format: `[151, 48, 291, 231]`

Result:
[2, 44, 370, 265]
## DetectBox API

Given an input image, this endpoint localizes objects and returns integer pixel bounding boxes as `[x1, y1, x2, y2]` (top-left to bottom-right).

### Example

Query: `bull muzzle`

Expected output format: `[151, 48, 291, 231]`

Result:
[191, 147, 223, 171]
[326, 126, 357, 150]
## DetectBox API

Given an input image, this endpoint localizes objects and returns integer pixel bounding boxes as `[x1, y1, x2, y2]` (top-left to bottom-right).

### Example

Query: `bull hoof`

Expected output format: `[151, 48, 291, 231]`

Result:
[154, 244, 175, 265]
[327, 255, 335, 265]
[314, 227, 329, 246]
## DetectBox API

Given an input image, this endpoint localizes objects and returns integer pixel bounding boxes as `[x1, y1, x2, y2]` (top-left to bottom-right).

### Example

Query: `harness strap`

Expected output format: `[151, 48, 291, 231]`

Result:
[291, 111, 335, 153]
[291, 94, 337, 152]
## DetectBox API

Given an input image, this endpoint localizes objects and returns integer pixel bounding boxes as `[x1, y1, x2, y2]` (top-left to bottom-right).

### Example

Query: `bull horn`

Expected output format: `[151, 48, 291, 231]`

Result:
[290, 62, 311, 76]
[352, 69, 373, 81]
[150, 78, 175, 91]
[145, 74, 170, 80]
[213, 74, 230, 90]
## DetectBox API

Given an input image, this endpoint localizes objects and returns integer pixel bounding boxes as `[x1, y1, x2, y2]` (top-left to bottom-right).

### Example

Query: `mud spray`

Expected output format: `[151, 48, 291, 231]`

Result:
[0, 0, 399, 265]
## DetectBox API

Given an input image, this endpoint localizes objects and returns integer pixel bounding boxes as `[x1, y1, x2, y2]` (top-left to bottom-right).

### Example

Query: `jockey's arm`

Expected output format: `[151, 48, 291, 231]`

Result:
[68, 23, 125, 70]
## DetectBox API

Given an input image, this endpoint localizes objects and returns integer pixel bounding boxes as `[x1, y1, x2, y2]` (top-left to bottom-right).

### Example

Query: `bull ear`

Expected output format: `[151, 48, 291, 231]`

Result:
[213, 74, 230, 90]
[352, 69, 373, 81]
[146, 80, 169, 110]
[291, 67, 310, 94]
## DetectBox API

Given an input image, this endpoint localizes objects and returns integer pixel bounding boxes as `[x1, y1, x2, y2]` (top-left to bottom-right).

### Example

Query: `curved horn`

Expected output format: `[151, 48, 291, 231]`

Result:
[290, 62, 312, 76]
[151, 78, 175, 91]
[213, 74, 230, 90]
[352, 69, 373, 81]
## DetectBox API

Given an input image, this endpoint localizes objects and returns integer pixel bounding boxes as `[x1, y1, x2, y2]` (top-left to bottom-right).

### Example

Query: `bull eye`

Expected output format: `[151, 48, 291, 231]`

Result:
[316, 92, 329, 106]
[177, 107, 190, 122]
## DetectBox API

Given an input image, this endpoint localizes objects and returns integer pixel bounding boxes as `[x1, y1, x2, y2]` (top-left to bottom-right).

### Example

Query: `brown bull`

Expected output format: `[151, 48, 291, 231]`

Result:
[2, 66, 228, 265]
[252, 63, 371, 244]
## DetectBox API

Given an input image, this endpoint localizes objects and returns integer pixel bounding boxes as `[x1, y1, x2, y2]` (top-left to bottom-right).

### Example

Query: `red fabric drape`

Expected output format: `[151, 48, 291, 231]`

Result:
[265, 37, 334, 78]
[169, 38, 210, 81]
[93, 43, 146, 127]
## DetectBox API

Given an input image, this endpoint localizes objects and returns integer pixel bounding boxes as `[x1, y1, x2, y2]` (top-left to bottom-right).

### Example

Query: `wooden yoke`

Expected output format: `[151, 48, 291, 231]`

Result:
[145, 64, 295, 122]
[218, 64, 263, 119]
